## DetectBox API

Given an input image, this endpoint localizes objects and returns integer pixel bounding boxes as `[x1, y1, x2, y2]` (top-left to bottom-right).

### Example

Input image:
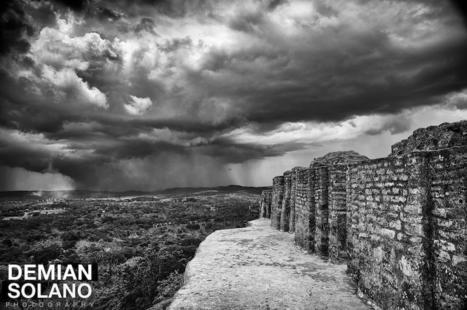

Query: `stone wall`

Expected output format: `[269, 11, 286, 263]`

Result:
[347, 147, 466, 309]
[293, 152, 368, 260]
[328, 164, 349, 262]
[429, 147, 466, 309]
[391, 120, 467, 156]
[312, 164, 330, 258]
[346, 154, 430, 309]
[259, 121, 466, 309]
[294, 167, 314, 252]
[280, 171, 292, 231]
[259, 190, 272, 218]
[270, 176, 284, 230]
[288, 167, 304, 232]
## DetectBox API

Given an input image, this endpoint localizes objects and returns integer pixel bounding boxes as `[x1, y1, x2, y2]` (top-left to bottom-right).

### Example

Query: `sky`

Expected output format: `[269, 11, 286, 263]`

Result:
[0, 0, 466, 191]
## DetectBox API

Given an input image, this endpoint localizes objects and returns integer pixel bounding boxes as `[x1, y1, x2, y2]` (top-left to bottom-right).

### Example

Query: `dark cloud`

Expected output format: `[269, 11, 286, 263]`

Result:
[313, 2, 338, 18]
[450, 0, 467, 26]
[94, 6, 123, 21]
[49, 0, 90, 12]
[0, 0, 34, 56]
[97, 140, 186, 159]
[364, 116, 411, 136]
[85, 0, 214, 19]
[228, 10, 263, 33]
[198, 24, 467, 124]
[199, 140, 306, 163]
[1, 0, 467, 190]
[267, 0, 287, 11]
[135, 17, 156, 33]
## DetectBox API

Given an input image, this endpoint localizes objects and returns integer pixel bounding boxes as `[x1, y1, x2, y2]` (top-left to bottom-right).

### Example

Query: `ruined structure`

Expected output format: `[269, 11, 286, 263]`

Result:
[280, 170, 292, 231]
[260, 121, 467, 310]
[270, 176, 284, 229]
[290, 151, 369, 260]
[259, 190, 272, 218]
[289, 167, 304, 232]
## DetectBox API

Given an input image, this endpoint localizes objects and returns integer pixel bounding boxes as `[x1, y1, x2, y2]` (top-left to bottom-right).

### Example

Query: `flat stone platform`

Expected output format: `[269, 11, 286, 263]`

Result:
[169, 219, 370, 310]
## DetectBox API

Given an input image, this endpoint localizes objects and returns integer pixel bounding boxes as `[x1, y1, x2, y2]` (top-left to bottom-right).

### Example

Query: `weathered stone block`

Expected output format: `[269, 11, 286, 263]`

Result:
[294, 168, 315, 252]
[280, 171, 292, 232]
[259, 189, 272, 218]
[288, 167, 305, 233]
[270, 176, 285, 230]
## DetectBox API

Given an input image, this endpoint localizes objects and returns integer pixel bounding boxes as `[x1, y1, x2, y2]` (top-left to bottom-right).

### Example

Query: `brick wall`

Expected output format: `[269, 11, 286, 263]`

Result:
[346, 147, 466, 309]
[346, 154, 429, 309]
[292, 152, 368, 260]
[312, 164, 330, 258]
[271, 176, 284, 229]
[260, 121, 466, 309]
[294, 167, 315, 252]
[429, 147, 466, 309]
[280, 171, 292, 232]
[259, 190, 272, 218]
[329, 164, 349, 262]
[289, 167, 305, 233]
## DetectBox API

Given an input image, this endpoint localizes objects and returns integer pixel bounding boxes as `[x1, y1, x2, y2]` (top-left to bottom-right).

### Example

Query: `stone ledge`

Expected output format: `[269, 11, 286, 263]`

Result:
[169, 219, 370, 310]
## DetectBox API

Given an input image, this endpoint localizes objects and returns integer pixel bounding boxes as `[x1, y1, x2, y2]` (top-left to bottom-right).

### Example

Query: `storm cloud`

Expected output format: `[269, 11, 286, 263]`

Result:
[1, 0, 467, 190]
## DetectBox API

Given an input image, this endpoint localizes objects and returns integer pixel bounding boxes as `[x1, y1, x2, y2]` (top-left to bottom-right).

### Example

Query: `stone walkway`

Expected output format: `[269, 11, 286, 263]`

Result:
[169, 219, 370, 310]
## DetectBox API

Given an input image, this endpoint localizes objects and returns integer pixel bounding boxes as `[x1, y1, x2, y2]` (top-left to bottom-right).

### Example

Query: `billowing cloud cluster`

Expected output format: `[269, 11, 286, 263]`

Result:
[0, 0, 466, 190]
[124, 96, 153, 115]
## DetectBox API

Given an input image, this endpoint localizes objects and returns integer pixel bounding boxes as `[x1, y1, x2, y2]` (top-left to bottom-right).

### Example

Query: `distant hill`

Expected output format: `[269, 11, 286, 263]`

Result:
[159, 185, 271, 195]
[0, 185, 271, 201]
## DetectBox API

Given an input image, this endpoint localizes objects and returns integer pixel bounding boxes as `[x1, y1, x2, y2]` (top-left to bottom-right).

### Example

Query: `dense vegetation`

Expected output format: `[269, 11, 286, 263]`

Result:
[0, 189, 261, 309]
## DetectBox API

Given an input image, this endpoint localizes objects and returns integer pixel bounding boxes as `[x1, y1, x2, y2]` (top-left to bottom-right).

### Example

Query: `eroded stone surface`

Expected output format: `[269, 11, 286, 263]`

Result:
[270, 176, 284, 229]
[312, 151, 369, 166]
[390, 120, 467, 156]
[259, 190, 272, 218]
[169, 219, 370, 310]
